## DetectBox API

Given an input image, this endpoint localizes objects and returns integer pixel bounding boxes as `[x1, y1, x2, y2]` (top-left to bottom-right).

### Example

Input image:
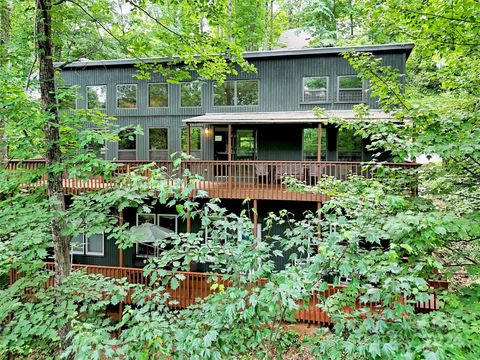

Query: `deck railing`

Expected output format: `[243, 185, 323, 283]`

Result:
[5, 159, 420, 201]
[10, 263, 447, 326]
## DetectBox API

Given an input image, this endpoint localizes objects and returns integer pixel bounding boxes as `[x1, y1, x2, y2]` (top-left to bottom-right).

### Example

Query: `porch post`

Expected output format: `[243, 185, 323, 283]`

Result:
[253, 199, 258, 239]
[227, 124, 232, 190]
[186, 123, 191, 155]
[317, 123, 322, 161]
[227, 124, 232, 161]
[118, 210, 124, 267]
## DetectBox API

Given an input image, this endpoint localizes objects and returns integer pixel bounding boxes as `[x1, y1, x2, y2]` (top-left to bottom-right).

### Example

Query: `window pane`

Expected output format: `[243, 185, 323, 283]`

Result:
[181, 82, 202, 107]
[149, 128, 168, 150]
[303, 128, 326, 160]
[87, 85, 107, 109]
[116, 84, 137, 108]
[181, 128, 201, 151]
[72, 234, 84, 254]
[236, 129, 256, 159]
[118, 129, 136, 150]
[213, 81, 235, 106]
[86, 234, 103, 255]
[339, 76, 362, 89]
[303, 77, 328, 102]
[158, 215, 177, 232]
[237, 80, 258, 105]
[337, 129, 363, 161]
[338, 76, 363, 102]
[148, 83, 168, 107]
[138, 213, 155, 225]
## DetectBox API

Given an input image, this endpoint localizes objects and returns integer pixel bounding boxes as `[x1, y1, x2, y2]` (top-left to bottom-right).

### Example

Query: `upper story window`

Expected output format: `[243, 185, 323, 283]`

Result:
[57, 86, 78, 110]
[148, 83, 168, 108]
[213, 80, 259, 106]
[303, 77, 328, 103]
[116, 84, 137, 109]
[337, 75, 363, 103]
[86, 85, 107, 110]
[181, 82, 202, 107]
[118, 128, 136, 160]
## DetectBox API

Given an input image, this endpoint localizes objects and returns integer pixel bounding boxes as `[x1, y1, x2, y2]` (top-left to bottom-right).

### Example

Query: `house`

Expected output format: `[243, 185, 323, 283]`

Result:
[47, 43, 416, 271]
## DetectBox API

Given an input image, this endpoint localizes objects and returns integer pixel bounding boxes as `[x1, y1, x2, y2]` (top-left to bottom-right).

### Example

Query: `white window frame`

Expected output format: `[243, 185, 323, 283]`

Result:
[157, 214, 178, 233]
[213, 79, 260, 107]
[85, 233, 105, 256]
[302, 76, 329, 103]
[135, 213, 156, 258]
[147, 83, 169, 108]
[86, 85, 107, 110]
[71, 233, 104, 257]
[336, 75, 364, 103]
[237, 223, 262, 242]
[180, 82, 203, 108]
[116, 83, 138, 109]
[72, 234, 85, 255]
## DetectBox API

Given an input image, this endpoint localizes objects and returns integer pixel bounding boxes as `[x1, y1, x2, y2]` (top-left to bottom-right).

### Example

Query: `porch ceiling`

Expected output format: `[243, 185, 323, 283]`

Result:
[183, 110, 396, 125]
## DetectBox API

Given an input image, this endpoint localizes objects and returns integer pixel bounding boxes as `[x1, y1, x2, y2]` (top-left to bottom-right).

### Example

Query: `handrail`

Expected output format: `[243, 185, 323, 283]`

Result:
[10, 263, 447, 326]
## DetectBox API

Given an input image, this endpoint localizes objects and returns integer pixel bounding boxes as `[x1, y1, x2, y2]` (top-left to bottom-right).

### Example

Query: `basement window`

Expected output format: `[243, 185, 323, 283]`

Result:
[71, 233, 104, 256]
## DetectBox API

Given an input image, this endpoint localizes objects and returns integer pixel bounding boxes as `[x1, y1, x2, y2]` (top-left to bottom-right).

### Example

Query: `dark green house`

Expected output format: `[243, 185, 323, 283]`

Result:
[57, 43, 416, 270]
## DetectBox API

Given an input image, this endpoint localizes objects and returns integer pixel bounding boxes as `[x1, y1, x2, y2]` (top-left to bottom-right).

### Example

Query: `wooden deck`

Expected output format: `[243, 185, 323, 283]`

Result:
[10, 263, 447, 326]
[5, 159, 420, 202]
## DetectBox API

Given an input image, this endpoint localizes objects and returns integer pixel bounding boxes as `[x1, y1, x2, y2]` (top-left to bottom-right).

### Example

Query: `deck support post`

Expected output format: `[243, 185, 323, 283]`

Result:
[118, 210, 124, 268]
[317, 202, 322, 240]
[186, 210, 191, 233]
[186, 123, 191, 155]
[253, 199, 258, 240]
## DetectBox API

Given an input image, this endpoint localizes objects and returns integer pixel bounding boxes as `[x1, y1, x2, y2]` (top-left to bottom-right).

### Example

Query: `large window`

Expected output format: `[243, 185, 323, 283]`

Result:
[136, 213, 178, 258]
[337, 129, 363, 161]
[181, 127, 201, 158]
[302, 128, 327, 160]
[71, 233, 104, 256]
[180, 82, 202, 107]
[213, 80, 259, 106]
[148, 83, 168, 108]
[116, 84, 137, 108]
[149, 128, 168, 160]
[86, 85, 107, 110]
[337, 75, 363, 103]
[303, 77, 328, 103]
[118, 128, 136, 160]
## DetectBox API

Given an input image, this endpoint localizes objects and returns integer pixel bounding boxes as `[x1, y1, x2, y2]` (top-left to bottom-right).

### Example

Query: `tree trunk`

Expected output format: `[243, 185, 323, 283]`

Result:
[35, 0, 71, 352]
[0, 0, 12, 165]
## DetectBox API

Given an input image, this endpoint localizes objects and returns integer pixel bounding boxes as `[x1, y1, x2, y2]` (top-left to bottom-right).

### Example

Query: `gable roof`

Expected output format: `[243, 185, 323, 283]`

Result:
[56, 43, 414, 70]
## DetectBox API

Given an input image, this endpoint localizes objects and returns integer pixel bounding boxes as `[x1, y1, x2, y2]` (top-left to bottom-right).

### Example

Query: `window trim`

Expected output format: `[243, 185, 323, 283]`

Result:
[135, 213, 156, 258]
[115, 83, 138, 110]
[147, 127, 169, 160]
[85, 233, 105, 256]
[117, 128, 138, 161]
[72, 234, 85, 255]
[212, 79, 260, 107]
[71, 233, 104, 257]
[181, 126, 202, 152]
[86, 85, 107, 110]
[179, 82, 203, 108]
[147, 82, 169, 109]
[336, 75, 364, 103]
[302, 76, 329, 104]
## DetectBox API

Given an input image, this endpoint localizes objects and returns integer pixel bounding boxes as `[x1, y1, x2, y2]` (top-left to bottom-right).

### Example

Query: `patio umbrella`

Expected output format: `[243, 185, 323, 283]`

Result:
[130, 223, 175, 244]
